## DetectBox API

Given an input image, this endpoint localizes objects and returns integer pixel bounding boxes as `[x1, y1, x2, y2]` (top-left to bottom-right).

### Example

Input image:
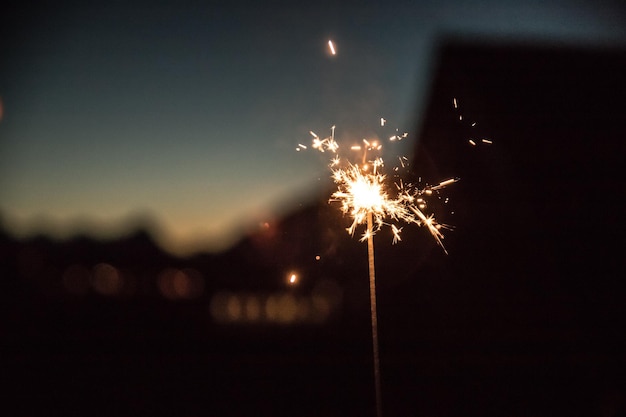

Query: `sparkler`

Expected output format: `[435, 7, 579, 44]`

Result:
[300, 122, 457, 417]
[298, 39, 466, 417]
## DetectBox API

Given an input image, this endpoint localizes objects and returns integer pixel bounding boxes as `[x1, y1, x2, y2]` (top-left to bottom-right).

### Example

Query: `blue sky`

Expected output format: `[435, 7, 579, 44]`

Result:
[1, 0, 624, 254]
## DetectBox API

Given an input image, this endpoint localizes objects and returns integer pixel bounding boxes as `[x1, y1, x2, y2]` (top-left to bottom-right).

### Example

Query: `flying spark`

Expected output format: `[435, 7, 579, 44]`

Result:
[453, 97, 493, 147]
[328, 40, 336, 55]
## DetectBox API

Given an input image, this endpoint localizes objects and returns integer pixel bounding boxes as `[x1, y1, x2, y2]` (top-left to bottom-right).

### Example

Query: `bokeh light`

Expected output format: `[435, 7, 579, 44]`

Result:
[91, 263, 123, 296]
[209, 280, 342, 325]
[157, 267, 204, 300]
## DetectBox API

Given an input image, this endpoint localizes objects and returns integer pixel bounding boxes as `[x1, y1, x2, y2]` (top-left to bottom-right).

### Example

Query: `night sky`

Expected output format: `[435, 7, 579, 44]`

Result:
[1, 0, 625, 255]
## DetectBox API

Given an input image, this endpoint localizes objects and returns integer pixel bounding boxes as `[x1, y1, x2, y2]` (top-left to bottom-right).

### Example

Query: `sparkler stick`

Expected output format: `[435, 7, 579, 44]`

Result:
[367, 211, 383, 417]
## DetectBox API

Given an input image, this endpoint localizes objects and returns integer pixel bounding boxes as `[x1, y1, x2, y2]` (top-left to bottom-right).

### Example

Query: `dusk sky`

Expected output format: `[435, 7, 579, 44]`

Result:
[1, 0, 625, 255]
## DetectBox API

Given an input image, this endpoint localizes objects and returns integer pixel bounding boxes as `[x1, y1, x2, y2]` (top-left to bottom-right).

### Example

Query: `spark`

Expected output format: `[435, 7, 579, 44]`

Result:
[391, 224, 402, 244]
[453, 96, 493, 147]
[328, 40, 336, 55]
[389, 131, 408, 141]
[300, 123, 456, 250]
[310, 128, 338, 152]
[432, 178, 458, 190]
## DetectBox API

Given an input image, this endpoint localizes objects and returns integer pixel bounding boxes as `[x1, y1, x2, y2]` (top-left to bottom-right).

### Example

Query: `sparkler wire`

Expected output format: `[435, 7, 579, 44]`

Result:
[367, 212, 383, 417]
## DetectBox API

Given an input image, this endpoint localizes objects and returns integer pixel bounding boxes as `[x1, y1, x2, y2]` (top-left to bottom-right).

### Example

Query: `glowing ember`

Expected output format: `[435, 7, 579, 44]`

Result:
[328, 40, 336, 55]
[453, 97, 493, 146]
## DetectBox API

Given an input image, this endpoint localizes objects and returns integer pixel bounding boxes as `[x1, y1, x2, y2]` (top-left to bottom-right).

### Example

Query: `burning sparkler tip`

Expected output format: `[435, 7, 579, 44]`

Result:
[303, 120, 457, 251]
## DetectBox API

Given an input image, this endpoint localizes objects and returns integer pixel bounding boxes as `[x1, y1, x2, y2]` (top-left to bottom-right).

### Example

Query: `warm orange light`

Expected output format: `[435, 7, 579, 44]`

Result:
[210, 288, 340, 325]
[158, 268, 204, 300]
[91, 263, 123, 296]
